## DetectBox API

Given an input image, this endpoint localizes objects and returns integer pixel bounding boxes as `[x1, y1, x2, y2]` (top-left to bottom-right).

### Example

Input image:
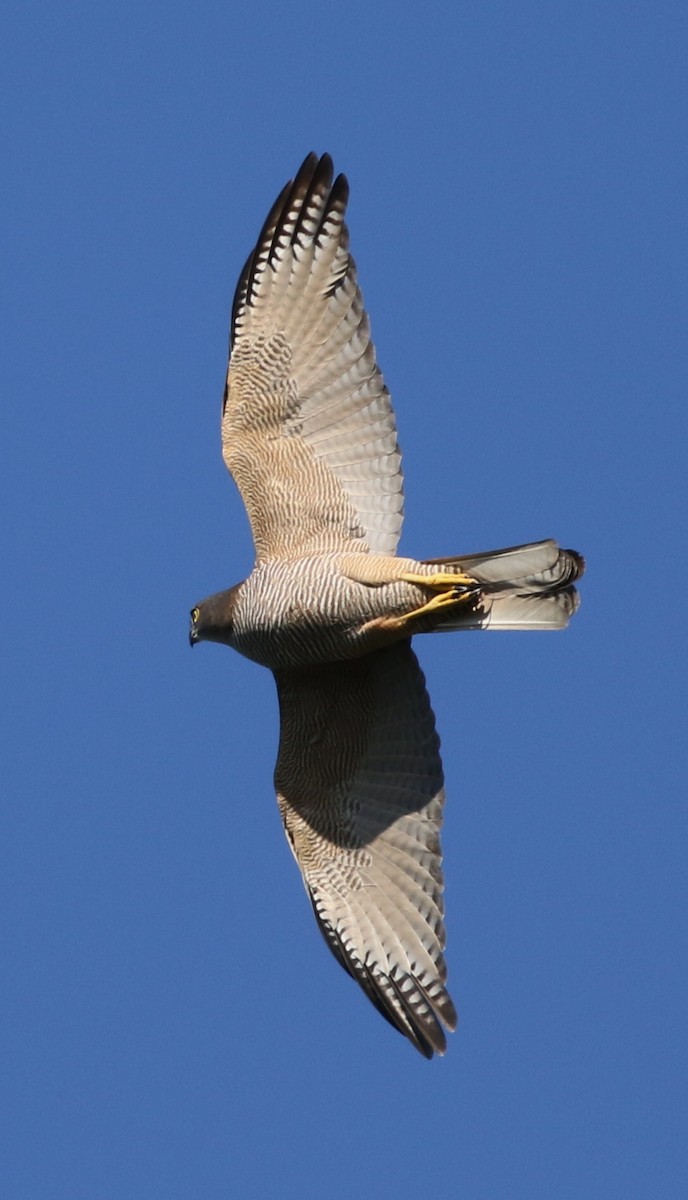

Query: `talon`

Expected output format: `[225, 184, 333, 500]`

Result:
[451, 582, 481, 601]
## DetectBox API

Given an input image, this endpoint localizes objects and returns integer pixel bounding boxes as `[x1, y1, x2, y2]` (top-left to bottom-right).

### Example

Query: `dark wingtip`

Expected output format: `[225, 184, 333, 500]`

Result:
[296, 150, 320, 177]
[230, 153, 350, 352]
[330, 170, 350, 209]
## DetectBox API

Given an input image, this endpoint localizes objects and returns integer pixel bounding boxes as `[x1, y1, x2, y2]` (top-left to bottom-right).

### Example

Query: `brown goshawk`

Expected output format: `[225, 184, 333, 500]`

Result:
[190, 154, 584, 1057]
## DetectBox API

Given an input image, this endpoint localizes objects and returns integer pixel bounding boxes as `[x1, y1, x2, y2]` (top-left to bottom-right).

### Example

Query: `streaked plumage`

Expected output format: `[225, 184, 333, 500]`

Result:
[190, 154, 584, 1057]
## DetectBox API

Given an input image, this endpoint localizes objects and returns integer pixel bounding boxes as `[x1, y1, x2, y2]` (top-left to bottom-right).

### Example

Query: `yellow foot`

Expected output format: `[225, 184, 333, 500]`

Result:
[396, 570, 482, 629]
[400, 569, 478, 591]
[401, 586, 480, 624]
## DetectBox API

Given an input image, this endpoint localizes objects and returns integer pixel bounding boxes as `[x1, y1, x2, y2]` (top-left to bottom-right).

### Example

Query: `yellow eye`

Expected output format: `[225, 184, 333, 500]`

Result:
[191, 607, 200, 622]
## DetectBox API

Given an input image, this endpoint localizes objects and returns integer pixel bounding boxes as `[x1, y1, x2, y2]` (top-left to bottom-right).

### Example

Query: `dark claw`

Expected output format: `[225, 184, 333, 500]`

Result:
[451, 584, 482, 603]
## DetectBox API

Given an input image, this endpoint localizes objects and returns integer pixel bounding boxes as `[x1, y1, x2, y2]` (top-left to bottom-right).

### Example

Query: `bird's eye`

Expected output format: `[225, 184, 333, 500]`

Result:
[191, 607, 200, 622]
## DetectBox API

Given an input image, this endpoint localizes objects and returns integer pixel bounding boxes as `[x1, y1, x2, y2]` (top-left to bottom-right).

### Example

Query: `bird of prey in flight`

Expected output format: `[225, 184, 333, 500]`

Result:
[190, 153, 583, 1057]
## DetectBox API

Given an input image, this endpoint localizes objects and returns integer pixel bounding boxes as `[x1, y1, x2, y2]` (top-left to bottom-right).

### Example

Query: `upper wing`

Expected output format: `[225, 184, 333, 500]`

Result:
[222, 153, 404, 563]
[273, 643, 456, 1057]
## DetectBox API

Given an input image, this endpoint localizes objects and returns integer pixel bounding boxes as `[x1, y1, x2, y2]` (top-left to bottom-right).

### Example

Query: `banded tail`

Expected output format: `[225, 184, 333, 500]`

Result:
[424, 539, 584, 631]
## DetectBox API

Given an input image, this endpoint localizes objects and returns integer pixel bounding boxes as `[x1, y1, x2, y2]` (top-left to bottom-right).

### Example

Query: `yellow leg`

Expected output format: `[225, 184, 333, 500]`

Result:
[361, 580, 481, 637]
[398, 568, 482, 626]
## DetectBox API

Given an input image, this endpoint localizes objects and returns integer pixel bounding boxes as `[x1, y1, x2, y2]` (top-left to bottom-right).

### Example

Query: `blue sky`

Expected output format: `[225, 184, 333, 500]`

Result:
[3, 2, 687, 1196]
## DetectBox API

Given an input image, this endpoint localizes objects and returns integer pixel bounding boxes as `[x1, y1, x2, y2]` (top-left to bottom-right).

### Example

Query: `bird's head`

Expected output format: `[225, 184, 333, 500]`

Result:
[189, 586, 240, 647]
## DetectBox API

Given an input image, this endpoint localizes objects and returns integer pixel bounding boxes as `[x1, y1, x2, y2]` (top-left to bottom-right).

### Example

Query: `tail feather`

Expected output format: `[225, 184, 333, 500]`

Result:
[423, 539, 584, 632]
[439, 588, 580, 631]
[424, 539, 584, 592]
